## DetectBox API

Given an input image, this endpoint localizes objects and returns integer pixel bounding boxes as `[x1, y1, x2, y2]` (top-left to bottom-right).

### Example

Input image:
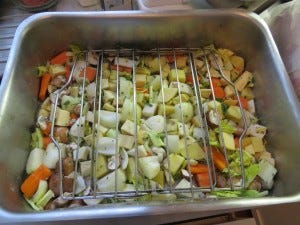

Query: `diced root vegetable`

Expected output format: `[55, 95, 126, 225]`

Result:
[118, 134, 135, 149]
[121, 119, 135, 136]
[136, 74, 147, 88]
[234, 71, 252, 92]
[139, 156, 160, 179]
[43, 144, 59, 169]
[73, 146, 91, 161]
[96, 137, 117, 155]
[99, 110, 119, 128]
[142, 103, 158, 118]
[258, 159, 277, 189]
[224, 85, 235, 98]
[195, 172, 211, 187]
[145, 115, 165, 133]
[165, 135, 180, 153]
[97, 169, 126, 192]
[26, 148, 45, 174]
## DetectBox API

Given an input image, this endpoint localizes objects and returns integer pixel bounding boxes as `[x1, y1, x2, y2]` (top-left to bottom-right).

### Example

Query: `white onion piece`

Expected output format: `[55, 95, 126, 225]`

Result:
[96, 137, 117, 155]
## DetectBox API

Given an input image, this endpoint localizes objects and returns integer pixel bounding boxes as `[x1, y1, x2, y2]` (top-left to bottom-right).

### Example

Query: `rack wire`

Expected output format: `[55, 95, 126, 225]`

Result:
[50, 47, 248, 200]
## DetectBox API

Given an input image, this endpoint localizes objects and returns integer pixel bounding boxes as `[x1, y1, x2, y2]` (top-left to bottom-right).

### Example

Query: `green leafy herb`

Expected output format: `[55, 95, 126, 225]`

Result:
[37, 66, 48, 77]
[31, 128, 43, 149]
[245, 164, 260, 186]
[221, 103, 229, 114]
[70, 44, 84, 59]
[211, 190, 268, 198]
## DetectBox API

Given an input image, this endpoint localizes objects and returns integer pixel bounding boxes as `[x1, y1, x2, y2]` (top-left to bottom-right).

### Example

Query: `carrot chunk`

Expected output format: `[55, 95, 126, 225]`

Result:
[21, 164, 52, 198]
[38, 73, 51, 101]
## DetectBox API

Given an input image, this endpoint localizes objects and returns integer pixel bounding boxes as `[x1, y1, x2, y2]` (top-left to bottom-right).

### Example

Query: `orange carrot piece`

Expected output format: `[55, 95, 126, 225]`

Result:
[42, 122, 52, 136]
[234, 96, 248, 109]
[43, 137, 52, 149]
[38, 73, 51, 101]
[189, 164, 209, 174]
[80, 67, 97, 82]
[146, 151, 153, 156]
[65, 65, 71, 79]
[234, 137, 240, 149]
[21, 164, 52, 198]
[70, 113, 78, 120]
[136, 87, 149, 93]
[212, 147, 227, 172]
[211, 78, 222, 87]
[110, 64, 119, 71]
[69, 113, 79, 126]
[195, 172, 211, 187]
[50, 51, 69, 65]
[122, 66, 132, 74]
[166, 54, 184, 64]
[213, 86, 225, 99]
[110, 65, 132, 74]
[110, 65, 122, 71]
[186, 74, 194, 84]
[166, 55, 175, 63]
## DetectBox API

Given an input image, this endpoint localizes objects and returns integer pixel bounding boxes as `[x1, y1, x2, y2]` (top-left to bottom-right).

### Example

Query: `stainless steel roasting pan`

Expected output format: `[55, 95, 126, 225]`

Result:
[1, 10, 300, 225]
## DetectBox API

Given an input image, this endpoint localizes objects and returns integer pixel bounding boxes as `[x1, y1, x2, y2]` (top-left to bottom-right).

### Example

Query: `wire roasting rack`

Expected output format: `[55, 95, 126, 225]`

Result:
[50, 47, 248, 201]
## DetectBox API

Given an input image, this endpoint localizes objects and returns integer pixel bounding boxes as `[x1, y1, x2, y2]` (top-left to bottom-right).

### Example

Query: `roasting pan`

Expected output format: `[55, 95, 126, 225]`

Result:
[1, 10, 300, 225]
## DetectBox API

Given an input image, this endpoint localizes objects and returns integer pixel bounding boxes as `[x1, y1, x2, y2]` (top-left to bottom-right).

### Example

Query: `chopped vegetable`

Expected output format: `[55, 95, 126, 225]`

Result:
[189, 163, 209, 174]
[195, 172, 211, 187]
[213, 86, 225, 99]
[61, 95, 81, 112]
[165, 154, 185, 175]
[171, 102, 193, 123]
[37, 66, 48, 77]
[32, 180, 48, 203]
[31, 128, 43, 149]
[80, 66, 97, 82]
[50, 51, 69, 65]
[211, 190, 268, 198]
[39, 73, 51, 101]
[234, 71, 252, 92]
[180, 142, 205, 161]
[96, 137, 117, 155]
[97, 169, 126, 192]
[21, 164, 52, 198]
[26, 148, 45, 174]
[145, 115, 165, 133]
[234, 96, 248, 109]
[43, 143, 59, 169]
[43, 137, 52, 149]
[258, 159, 277, 189]
[211, 147, 227, 172]
[139, 156, 160, 179]
[54, 108, 70, 126]
[149, 130, 165, 147]
[36, 189, 55, 208]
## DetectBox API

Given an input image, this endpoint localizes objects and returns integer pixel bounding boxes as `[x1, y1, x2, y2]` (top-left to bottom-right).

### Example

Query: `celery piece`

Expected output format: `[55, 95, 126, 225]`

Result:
[149, 131, 165, 147]
[220, 120, 236, 134]
[149, 85, 154, 104]
[37, 66, 48, 77]
[106, 129, 116, 138]
[31, 128, 43, 149]
[61, 95, 80, 112]
[245, 164, 260, 187]
[32, 180, 48, 203]
[36, 189, 55, 208]
[70, 44, 83, 58]
[25, 198, 42, 211]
